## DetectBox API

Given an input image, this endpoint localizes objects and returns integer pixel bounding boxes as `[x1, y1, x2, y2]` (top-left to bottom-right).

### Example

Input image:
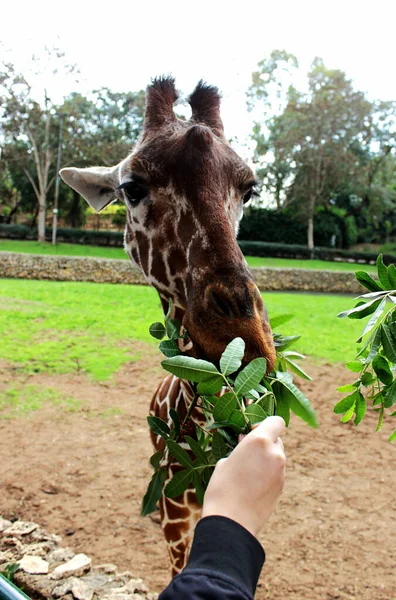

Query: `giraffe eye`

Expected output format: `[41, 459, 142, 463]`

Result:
[118, 180, 148, 206]
[242, 185, 259, 205]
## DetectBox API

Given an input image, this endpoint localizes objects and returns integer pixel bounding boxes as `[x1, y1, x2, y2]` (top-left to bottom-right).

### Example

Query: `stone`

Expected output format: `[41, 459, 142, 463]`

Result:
[71, 577, 95, 600]
[52, 577, 76, 597]
[48, 547, 75, 565]
[92, 563, 118, 575]
[101, 593, 134, 600]
[0, 518, 12, 532]
[49, 553, 91, 580]
[123, 579, 149, 594]
[21, 542, 52, 557]
[80, 573, 113, 590]
[4, 521, 37, 537]
[19, 554, 49, 574]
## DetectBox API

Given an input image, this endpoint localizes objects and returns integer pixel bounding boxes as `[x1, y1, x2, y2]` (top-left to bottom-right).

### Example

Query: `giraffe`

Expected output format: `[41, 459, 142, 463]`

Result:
[60, 76, 276, 577]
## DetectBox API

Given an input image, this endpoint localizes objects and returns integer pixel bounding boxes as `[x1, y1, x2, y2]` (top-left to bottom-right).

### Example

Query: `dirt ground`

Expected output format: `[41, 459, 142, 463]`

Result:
[0, 348, 395, 600]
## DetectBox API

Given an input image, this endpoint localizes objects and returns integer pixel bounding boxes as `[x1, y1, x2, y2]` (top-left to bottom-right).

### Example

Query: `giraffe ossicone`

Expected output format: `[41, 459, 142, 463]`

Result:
[60, 76, 276, 575]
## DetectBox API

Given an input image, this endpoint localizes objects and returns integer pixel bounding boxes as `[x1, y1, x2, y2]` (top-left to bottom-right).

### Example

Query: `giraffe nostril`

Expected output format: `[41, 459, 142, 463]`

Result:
[209, 289, 233, 318]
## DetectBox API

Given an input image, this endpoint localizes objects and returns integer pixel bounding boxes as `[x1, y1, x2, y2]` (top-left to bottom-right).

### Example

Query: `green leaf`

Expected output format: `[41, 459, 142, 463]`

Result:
[284, 357, 312, 380]
[354, 392, 366, 426]
[272, 381, 290, 426]
[361, 372, 375, 387]
[192, 471, 206, 506]
[384, 381, 396, 408]
[220, 337, 245, 376]
[270, 314, 294, 329]
[229, 409, 246, 432]
[376, 254, 390, 289]
[164, 469, 193, 498]
[387, 263, 396, 289]
[234, 358, 267, 396]
[169, 408, 180, 437]
[245, 403, 267, 424]
[161, 355, 220, 383]
[276, 375, 318, 428]
[341, 404, 356, 423]
[336, 383, 359, 393]
[213, 393, 237, 422]
[149, 451, 164, 470]
[165, 318, 181, 340]
[212, 431, 229, 460]
[356, 297, 386, 342]
[334, 391, 359, 414]
[149, 322, 166, 340]
[372, 355, 393, 385]
[338, 298, 382, 320]
[274, 335, 301, 351]
[258, 393, 275, 416]
[141, 469, 165, 516]
[147, 416, 170, 440]
[389, 429, 396, 443]
[196, 376, 224, 395]
[363, 327, 383, 364]
[159, 339, 181, 358]
[376, 404, 384, 432]
[185, 435, 209, 464]
[355, 270, 383, 292]
[381, 324, 396, 363]
[346, 361, 363, 373]
[166, 440, 193, 469]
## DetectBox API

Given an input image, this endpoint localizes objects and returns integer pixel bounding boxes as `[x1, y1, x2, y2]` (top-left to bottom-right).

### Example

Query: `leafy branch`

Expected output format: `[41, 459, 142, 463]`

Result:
[142, 304, 317, 515]
[336, 255, 396, 442]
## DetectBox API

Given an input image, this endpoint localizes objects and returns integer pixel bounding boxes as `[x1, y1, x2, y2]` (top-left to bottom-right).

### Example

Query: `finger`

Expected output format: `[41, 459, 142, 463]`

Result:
[249, 416, 286, 442]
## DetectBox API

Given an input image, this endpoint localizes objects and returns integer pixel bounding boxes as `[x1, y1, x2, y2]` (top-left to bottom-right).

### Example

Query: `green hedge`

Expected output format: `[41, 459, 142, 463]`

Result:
[0, 224, 124, 247]
[1, 224, 395, 265]
[237, 241, 396, 265]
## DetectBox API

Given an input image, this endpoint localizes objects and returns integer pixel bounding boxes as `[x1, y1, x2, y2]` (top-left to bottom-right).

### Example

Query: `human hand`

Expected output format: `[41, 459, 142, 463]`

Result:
[202, 416, 286, 537]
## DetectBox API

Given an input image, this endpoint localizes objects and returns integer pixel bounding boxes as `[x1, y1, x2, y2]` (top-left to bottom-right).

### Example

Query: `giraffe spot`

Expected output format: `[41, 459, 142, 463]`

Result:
[163, 517, 190, 542]
[178, 215, 197, 246]
[151, 247, 169, 286]
[130, 247, 140, 266]
[168, 247, 187, 277]
[135, 231, 149, 275]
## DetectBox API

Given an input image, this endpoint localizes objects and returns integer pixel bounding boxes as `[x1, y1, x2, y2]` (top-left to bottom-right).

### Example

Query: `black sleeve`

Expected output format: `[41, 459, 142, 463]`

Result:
[158, 515, 265, 600]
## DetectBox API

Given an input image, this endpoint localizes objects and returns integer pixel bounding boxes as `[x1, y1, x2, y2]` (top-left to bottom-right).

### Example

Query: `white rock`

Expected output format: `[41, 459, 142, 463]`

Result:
[71, 578, 94, 600]
[0, 518, 12, 532]
[19, 554, 49, 574]
[92, 563, 118, 575]
[47, 547, 75, 564]
[52, 577, 75, 597]
[124, 579, 149, 594]
[4, 521, 37, 537]
[49, 553, 91, 580]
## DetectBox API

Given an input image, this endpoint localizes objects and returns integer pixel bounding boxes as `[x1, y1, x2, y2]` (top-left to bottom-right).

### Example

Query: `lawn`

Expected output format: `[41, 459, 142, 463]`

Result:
[0, 239, 375, 272]
[0, 279, 363, 382]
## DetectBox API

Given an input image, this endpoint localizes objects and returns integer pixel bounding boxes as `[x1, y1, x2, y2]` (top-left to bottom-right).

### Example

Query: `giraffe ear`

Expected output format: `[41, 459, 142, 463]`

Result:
[60, 166, 119, 212]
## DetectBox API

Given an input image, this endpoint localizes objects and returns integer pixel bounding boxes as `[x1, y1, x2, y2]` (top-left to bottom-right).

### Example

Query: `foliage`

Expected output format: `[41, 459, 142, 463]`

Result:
[0, 563, 19, 582]
[248, 51, 396, 249]
[142, 303, 316, 515]
[337, 255, 396, 442]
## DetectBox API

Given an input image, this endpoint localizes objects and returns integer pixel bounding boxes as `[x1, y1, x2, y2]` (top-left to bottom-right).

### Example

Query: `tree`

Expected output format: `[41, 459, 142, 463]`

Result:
[0, 50, 145, 235]
[0, 49, 77, 240]
[248, 53, 396, 249]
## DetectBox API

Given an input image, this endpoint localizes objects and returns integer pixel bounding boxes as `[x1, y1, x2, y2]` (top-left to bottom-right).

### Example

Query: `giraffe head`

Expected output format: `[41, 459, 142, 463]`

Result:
[60, 77, 276, 370]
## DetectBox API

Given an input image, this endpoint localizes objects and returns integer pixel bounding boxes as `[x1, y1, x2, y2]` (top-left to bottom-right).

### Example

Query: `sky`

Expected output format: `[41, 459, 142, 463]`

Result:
[1, 0, 395, 156]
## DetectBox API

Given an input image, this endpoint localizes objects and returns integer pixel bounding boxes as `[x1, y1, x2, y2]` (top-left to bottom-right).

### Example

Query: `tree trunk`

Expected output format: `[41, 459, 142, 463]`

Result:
[307, 216, 314, 250]
[37, 197, 46, 242]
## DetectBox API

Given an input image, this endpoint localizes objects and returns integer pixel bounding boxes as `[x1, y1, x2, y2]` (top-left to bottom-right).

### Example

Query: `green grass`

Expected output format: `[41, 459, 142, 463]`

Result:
[0, 239, 375, 271]
[0, 279, 363, 384]
[0, 384, 82, 419]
